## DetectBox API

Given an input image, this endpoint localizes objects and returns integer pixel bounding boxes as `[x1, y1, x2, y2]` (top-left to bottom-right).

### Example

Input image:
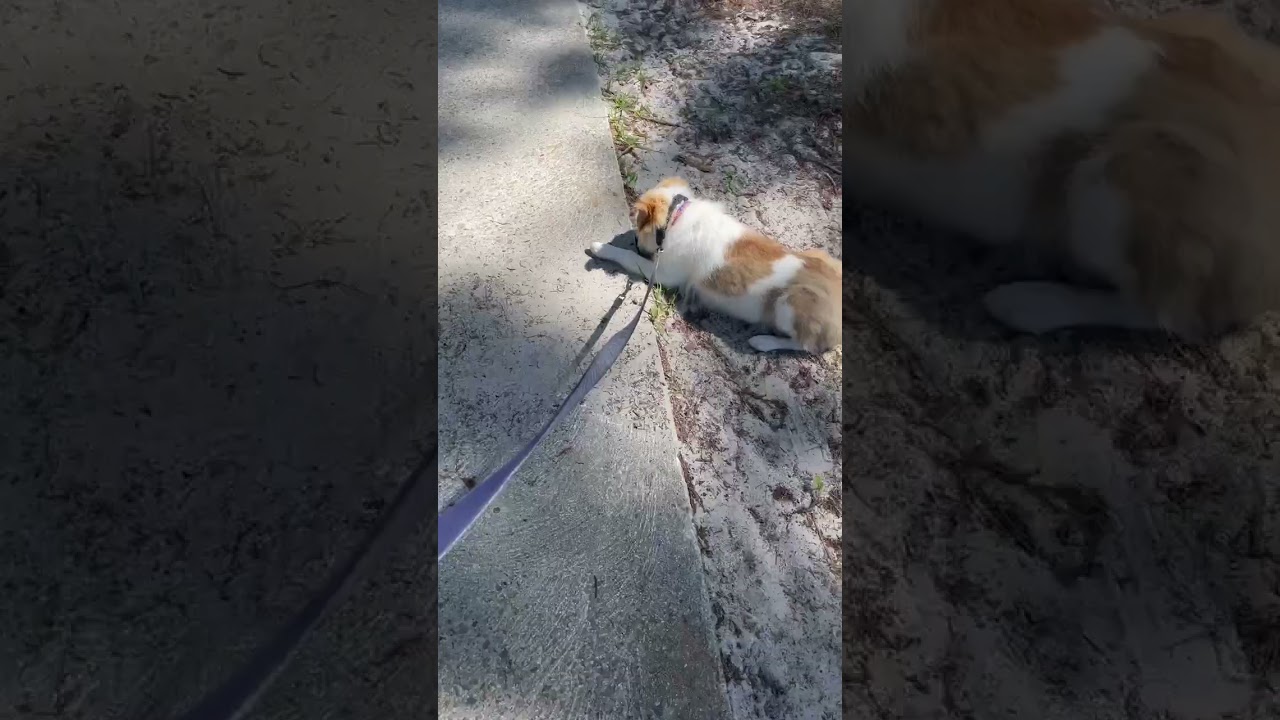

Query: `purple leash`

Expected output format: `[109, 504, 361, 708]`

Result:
[437, 248, 662, 560]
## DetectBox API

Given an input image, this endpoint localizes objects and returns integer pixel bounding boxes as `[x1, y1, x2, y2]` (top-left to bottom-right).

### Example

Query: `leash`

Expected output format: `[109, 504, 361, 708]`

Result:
[436, 245, 664, 560]
[438, 196, 684, 558]
[174, 234, 670, 720]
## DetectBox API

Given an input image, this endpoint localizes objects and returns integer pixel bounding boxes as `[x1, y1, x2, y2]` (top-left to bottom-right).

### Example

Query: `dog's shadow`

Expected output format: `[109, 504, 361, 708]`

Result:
[583, 230, 779, 356]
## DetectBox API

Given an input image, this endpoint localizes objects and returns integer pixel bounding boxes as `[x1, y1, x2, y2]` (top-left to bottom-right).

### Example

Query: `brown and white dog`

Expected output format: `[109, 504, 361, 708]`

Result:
[848, 0, 1280, 339]
[588, 177, 841, 354]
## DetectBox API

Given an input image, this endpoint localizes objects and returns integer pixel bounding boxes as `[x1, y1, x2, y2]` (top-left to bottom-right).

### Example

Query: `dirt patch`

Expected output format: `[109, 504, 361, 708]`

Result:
[582, 0, 842, 717]
[844, 2, 1280, 718]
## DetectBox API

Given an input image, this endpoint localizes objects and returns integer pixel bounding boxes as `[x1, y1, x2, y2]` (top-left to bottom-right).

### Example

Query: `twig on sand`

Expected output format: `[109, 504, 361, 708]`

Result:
[269, 277, 371, 297]
[633, 113, 682, 127]
[803, 156, 842, 176]
[196, 175, 225, 239]
[675, 153, 714, 172]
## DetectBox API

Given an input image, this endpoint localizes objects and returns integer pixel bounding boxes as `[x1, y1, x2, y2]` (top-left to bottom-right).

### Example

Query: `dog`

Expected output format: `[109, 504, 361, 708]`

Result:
[588, 177, 841, 354]
[847, 0, 1280, 340]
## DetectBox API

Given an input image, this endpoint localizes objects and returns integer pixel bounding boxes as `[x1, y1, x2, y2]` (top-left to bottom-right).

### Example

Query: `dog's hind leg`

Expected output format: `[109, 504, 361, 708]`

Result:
[983, 281, 1159, 334]
[748, 335, 808, 353]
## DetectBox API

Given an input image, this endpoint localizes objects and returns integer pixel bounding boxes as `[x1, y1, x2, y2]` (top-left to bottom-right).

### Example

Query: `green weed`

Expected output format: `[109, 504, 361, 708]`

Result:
[722, 168, 745, 195]
[764, 76, 791, 95]
[649, 285, 677, 329]
[615, 63, 652, 88]
[606, 91, 649, 154]
[586, 13, 620, 52]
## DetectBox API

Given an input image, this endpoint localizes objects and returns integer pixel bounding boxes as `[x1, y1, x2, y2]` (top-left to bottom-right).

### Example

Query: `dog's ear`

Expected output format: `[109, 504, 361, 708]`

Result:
[632, 196, 661, 228]
[632, 195, 668, 230]
[631, 201, 650, 229]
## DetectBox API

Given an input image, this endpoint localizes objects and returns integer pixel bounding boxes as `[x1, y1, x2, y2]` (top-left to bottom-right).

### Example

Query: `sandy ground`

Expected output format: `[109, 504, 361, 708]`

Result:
[0, 2, 437, 718]
[582, 1, 842, 717]
[845, 1, 1280, 718]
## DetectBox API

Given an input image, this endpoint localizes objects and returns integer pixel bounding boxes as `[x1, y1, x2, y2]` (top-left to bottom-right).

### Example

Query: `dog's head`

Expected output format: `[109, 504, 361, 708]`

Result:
[630, 176, 691, 259]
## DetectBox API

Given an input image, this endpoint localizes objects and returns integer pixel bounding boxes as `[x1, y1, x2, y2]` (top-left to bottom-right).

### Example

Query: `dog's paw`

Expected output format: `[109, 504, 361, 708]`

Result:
[983, 282, 1072, 335]
[587, 242, 606, 258]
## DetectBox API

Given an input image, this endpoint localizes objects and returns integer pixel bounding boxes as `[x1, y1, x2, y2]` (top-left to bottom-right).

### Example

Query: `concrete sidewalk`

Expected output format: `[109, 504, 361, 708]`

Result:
[437, 0, 730, 718]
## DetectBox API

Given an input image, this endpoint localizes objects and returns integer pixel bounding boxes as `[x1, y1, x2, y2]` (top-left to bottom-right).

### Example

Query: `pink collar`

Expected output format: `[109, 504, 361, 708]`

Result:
[668, 196, 690, 228]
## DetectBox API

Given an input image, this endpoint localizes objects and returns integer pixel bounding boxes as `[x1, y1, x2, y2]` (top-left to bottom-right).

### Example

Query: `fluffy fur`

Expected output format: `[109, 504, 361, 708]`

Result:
[588, 177, 841, 354]
[847, 0, 1280, 339]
